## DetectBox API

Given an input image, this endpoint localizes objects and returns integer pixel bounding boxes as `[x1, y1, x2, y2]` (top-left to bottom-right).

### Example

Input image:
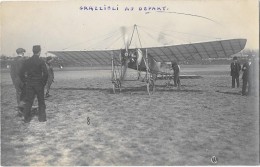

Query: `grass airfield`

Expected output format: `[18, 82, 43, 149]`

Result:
[1, 65, 259, 165]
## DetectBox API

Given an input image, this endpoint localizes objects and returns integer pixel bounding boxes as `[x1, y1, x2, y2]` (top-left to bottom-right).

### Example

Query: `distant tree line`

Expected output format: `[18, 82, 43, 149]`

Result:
[0, 54, 63, 69]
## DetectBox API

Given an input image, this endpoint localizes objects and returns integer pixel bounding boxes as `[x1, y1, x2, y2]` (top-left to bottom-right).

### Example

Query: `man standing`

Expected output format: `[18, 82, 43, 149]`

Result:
[230, 56, 241, 88]
[171, 61, 181, 90]
[241, 55, 252, 96]
[20, 45, 48, 123]
[10, 48, 27, 115]
[45, 56, 54, 98]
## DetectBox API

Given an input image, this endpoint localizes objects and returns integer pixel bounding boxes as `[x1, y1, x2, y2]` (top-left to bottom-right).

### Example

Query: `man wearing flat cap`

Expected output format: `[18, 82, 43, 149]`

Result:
[20, 45, 48, 123]
[10, 48, 27, 116]
[230, 56, 241, 88]
[45, 56, 55, 98]
[171, 61, 181, 90]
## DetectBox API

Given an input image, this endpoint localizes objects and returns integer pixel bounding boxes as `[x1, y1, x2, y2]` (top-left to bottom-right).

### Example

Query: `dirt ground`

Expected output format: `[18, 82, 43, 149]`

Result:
[1, 65, 259, 165]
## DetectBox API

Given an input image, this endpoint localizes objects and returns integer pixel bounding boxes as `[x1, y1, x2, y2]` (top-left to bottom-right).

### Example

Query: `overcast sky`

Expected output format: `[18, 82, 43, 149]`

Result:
[1, 0, 259, 57]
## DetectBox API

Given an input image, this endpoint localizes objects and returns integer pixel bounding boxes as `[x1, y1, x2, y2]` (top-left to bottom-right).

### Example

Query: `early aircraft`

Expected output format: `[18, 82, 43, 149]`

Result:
[47, 25, 247, 95]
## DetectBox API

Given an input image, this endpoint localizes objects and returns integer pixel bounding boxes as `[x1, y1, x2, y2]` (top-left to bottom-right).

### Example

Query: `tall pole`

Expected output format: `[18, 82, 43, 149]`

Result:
[120, 51, 122, 80]
[136, 25, 143, 48]
[146, 48, 151, 95]
[129, 24, 137, 48]
[146, 48, 149, 74]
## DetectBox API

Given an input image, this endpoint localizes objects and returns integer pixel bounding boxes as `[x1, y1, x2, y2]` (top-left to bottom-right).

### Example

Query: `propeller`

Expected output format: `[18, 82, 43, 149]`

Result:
[120, 26, 130, 80]
[135, 49, 143, 79]
[137, 49, 143, 65]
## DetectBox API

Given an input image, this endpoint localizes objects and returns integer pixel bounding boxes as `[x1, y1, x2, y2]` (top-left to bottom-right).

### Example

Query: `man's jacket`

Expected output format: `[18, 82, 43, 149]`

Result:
[230, 62, 241, 77]
[172, 65, 180, 75]
[20, 55, 48, 86]
[10, 56, 26, 84]
[242, 62, 250, 80]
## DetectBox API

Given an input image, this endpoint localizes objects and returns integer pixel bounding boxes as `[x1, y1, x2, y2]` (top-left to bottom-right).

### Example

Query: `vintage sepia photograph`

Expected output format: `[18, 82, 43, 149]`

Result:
[1, 0, 259, 165]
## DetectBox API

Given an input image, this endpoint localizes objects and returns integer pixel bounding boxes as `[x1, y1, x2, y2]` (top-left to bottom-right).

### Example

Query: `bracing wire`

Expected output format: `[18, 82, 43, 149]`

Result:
[109, 25, 134, 49]
[139, 25, 221, 41]
[92, 26, 133, 50]
[146, 11, 221, 25]
[128, 25, 136, 48]
[61, 29, 121, 50]
[135, 26, 143, 48]
[139, 29, 160, 44]
[89, 31, 122, 50]
[144, 11, 243, 42]
[105, 33, 126, 49]
[138, 25, 192, 44]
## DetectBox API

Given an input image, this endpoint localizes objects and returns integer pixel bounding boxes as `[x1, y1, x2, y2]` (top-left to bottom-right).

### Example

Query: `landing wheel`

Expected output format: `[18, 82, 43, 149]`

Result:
[112, 79, 121, 94]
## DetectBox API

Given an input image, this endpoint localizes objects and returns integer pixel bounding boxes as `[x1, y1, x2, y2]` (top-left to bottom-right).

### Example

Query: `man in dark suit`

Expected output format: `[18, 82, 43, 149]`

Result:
[10, 48, 27, 116]
[241, 55, 252, 96]
[20, 45, 48, 123]
[171, 61, 181, 90]
[230, 56, 241, 88]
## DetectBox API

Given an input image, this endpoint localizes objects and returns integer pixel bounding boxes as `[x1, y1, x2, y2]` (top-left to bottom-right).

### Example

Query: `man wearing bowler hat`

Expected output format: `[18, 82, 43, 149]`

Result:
[20, 45, 48, 123]
[230, 56, 241, 88]
[10, 48, 27, 116]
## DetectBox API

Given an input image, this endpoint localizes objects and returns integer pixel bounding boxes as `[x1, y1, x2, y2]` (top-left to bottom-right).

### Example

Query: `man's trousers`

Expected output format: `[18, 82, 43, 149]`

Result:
[23, 83, 46, 122]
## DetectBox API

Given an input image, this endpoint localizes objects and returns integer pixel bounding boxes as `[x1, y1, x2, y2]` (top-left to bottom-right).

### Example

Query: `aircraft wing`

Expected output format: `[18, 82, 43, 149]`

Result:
[144, 39, 246, 62]
[48, 38, 246, 66]
[47, 50, 121, 66]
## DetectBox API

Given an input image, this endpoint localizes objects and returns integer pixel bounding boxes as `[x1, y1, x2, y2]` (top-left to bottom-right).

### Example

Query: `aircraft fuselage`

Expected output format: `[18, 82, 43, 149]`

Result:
[121, 49, 163, 73]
